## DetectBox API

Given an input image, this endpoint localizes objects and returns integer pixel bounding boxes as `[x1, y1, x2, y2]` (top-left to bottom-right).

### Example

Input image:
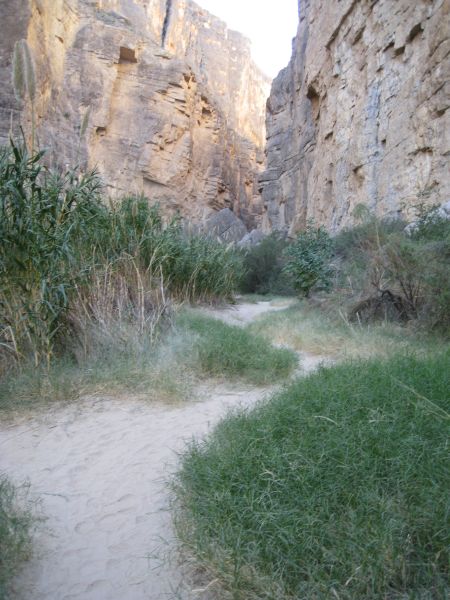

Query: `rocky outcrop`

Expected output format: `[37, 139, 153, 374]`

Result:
[261, 0, 450, 234]
[0, 0, 270, 229]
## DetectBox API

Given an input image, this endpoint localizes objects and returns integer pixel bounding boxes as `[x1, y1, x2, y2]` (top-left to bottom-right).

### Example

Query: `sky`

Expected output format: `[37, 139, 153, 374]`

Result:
[196, 0, 299, 79]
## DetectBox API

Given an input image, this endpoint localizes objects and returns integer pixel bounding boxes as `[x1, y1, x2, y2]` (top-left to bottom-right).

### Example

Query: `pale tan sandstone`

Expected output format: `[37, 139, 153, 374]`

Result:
[260, 0, 450, 234]
[0, 0, 270, 229]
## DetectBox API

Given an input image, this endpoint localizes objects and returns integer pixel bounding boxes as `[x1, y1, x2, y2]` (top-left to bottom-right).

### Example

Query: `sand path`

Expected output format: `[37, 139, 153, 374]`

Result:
[0, 301, 320, 600]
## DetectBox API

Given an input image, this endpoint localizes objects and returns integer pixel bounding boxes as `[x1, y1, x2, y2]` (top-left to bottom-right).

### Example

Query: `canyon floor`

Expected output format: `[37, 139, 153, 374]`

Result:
[0, 301, 326, 600]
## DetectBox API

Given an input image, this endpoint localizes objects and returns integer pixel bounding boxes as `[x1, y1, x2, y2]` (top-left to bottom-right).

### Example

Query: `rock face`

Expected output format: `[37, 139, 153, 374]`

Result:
[0, 0, 270, 229]
[261, 0, 450, 234]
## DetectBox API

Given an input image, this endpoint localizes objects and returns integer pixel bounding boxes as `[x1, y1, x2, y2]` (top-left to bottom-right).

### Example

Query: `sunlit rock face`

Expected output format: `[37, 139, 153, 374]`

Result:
[261, 0, 450, 234]
[0, 0, 270, 228]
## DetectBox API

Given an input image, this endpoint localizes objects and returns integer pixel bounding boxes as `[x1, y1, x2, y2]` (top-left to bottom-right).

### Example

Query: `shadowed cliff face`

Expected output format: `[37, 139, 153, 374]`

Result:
[0, 0, 270, 229]
[261, 0, 450, 234]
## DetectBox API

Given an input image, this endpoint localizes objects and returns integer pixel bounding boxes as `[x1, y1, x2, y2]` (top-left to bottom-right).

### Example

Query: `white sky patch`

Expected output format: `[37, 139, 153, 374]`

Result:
[196, 0, 299, 79]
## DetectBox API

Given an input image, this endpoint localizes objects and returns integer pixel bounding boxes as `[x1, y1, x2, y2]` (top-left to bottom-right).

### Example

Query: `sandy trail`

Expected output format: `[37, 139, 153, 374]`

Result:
[0, 301, 324, 600]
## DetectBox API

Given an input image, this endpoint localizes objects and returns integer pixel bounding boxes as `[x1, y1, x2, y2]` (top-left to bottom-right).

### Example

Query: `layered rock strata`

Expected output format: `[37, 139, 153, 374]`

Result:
[0, 0, 270, 229]
[261, 0, 450, 233]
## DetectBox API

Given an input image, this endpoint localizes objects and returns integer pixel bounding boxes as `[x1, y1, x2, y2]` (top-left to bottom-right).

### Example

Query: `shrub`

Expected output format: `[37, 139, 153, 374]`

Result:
[239, 233, 293, 295]
[173, 352, 450, 599]
[331, 206, 450, 333]
[283, 224, 334, 297]
[409, 202, 450, 242]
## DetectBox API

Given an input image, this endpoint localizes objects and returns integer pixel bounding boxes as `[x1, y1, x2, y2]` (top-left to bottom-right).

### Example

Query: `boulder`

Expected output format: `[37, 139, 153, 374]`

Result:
[204, 208, 248, 243]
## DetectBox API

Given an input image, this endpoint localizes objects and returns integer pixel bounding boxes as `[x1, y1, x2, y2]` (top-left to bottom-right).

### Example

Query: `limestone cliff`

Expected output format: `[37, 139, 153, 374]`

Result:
[261, 0, 450, 233]
[0, 0, 270, 228]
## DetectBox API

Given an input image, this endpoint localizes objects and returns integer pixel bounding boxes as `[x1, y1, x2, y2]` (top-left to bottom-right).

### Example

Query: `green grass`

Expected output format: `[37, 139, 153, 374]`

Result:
[176, 312, 297, 385]
[248, 301, 446, 360]
[0, 476, 35, 599]
[173, 352, 450, 599]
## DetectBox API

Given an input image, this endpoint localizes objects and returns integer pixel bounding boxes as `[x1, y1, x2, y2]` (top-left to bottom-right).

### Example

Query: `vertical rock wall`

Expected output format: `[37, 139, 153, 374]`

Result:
[261, 0, 450, 233]
[0, 0, 270, 228]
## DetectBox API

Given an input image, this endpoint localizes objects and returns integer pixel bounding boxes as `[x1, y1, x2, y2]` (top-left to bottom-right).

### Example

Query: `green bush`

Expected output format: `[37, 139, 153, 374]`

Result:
[283, 224, 334, 297]
[177, 312, 297, 385]
[240, 233, 293, 295]
[0, 475, 35, 599]
[409, 202, 450, 242]
[173, 352, 450, 599]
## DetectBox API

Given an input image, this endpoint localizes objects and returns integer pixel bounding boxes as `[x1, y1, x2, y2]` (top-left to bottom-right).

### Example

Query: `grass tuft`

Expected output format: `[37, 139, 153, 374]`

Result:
[0, 476, 36, 599]
[173, 352, 450, 599]
[176, 312, 297, 385]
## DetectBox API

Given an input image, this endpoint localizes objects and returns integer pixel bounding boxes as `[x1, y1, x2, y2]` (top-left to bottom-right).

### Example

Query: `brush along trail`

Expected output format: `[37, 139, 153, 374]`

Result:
[0, 300, 324, 600]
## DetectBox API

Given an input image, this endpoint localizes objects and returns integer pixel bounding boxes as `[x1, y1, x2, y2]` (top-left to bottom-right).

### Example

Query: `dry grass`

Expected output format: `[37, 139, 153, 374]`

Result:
[247, 300, 446, 360]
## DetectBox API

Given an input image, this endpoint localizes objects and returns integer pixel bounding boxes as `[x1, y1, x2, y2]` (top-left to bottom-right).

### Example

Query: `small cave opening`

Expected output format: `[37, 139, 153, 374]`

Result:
[306, 84, 320, 121]
[96, 126, 107, 136]
[407, 22, 423, 43]
[119, 46, 137, 64]
[352, 164, 365, 186]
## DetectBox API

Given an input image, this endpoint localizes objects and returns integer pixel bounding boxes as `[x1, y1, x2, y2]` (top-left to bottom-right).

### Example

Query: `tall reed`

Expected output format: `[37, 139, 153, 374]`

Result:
[12, 40, 37, 152]
[0, 142, 243, 371]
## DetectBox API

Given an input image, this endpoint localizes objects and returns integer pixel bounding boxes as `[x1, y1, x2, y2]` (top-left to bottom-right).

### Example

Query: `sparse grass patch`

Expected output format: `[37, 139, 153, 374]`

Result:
[0, 476, 36, 599]
[177, 312, 297, 385]
[0, 307, 298, 414]
[173, 352, 450, 599]
[248, 301, 445, 359]
[0, 324, 196, 415]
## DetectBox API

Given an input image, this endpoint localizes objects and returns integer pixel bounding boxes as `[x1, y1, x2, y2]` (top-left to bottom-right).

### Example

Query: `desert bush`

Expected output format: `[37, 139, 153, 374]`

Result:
[333, 216, 405, 262]
[239, 233, 293, 295]
[283, 223, 334, 297]
[173, 352, 450, 599]
[332, 206, 450, 333]
[0, 475, 35, 599]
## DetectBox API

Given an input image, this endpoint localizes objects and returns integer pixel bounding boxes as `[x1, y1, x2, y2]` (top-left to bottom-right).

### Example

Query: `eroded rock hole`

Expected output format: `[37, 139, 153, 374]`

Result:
[307, 84, 320, 120]
[119, 47, 137, 64]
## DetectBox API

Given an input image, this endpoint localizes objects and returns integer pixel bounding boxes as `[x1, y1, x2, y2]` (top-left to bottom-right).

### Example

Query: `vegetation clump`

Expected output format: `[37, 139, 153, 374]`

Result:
[334, 205, 450, 332]
[0, 141, 243, 375]
[282, 223, 334, 297]
[0, 475, 35, 599]
[173, 352, 450, 599]
[239, 233, 293, 295]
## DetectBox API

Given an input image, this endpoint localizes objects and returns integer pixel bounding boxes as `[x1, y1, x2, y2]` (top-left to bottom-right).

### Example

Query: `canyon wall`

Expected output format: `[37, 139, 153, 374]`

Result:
[261, 0, 450, 234]
[0, 0, 270, 228]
